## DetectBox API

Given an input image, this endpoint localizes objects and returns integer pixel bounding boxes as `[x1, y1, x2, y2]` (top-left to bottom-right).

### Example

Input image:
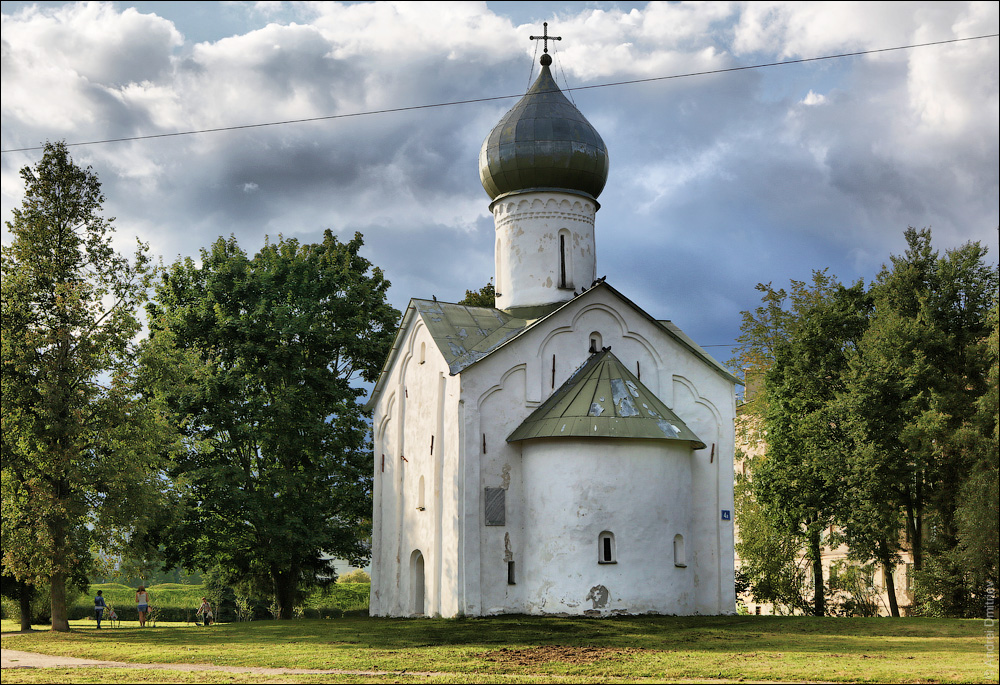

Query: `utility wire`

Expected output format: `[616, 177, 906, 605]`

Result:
[2, 33, 996, 154]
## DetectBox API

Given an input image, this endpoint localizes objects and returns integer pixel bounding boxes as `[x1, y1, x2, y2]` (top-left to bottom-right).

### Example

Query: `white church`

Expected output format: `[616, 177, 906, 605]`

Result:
[367, 43, 738, 618]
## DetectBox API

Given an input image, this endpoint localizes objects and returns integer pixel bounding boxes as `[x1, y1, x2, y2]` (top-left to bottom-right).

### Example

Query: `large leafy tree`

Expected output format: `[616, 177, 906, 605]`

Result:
[749, 273, 867, 615]
[842, 229, 997, 616]
[735, 229, 997, 618]
[144, 231, 398, 618]
[1, 142, 170, 631]
[953, 302, 999, 594]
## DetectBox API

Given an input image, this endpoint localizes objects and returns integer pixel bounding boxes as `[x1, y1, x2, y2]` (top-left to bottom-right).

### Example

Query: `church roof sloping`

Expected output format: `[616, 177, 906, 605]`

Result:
[411, 299, 529, 374]
[506, 348, 706, 448]
[364, 282, 738, 413]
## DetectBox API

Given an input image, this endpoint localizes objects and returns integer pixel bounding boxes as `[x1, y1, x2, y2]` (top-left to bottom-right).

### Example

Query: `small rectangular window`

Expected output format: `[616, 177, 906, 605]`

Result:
[507, 561, 516, 585]
[485, 487, 505, 526]
[598, 531, 616, 563]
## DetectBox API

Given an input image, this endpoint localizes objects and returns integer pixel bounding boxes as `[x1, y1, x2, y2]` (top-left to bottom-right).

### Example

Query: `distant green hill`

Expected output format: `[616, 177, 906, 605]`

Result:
[73, 582, 370, 621]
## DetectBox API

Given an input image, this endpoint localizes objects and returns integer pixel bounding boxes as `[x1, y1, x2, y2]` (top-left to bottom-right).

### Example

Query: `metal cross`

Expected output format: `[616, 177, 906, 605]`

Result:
[529, 22, 561, 53]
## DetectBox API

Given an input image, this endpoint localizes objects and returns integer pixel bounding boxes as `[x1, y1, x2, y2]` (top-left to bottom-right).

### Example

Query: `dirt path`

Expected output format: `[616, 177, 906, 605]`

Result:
[1, 648, 421, 676]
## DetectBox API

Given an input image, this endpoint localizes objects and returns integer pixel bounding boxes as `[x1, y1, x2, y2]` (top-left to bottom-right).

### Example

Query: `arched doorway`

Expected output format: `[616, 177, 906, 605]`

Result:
[410, 550, 425, 616]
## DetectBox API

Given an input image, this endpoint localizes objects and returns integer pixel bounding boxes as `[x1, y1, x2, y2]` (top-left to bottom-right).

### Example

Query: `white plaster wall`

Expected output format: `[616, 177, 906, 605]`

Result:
[372, 287, 737, 617]
[370, 318, 463, 617]
[457, 286, 737, 616]
[492, 192, 597, 311]
[521, 438, 694, 615]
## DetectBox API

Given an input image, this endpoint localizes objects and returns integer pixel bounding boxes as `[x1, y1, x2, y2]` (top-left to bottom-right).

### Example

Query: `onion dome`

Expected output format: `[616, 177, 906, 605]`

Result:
[479, 53, 610, 203]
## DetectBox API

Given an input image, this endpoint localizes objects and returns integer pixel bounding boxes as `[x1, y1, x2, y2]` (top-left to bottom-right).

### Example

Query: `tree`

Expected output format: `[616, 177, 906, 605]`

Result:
[1, 562, 36, 631]
[733, 466, 811, 614]
[842, 229, 997, 616]
[752, 274, 867, 615]
[953, 302, 999, 593]
[1, 142, 170, 631]
[732, 272, 861, 614]
[733, 229, 997, 618]
[144, 231, 399, 619]
[457, 280, 496, 307]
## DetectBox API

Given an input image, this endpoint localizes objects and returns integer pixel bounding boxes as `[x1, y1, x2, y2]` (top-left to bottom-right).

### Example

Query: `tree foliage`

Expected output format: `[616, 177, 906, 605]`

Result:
[457, 280, 496, 308]
[143, 231, 399, 619]
[1, 142, 171, 631]
[733, 271, 867, 615]
[733, 228, 997, 617]
[842, 229, 997, 616]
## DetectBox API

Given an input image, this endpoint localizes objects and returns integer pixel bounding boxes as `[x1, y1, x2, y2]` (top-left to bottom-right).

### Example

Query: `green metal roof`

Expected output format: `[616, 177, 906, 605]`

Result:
[364, 282, 739, 413]
[412, 299, 529, 375]
[507, 348, 706, 448]
[479, 58, 609, 202]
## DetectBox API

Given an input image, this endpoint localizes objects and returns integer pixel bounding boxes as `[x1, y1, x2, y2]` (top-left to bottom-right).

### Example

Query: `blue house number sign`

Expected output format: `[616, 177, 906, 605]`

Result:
[721, 510, 731, 521]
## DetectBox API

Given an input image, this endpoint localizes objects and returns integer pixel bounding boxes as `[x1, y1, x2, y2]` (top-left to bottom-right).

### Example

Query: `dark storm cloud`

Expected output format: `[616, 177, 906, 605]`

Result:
[2, 2, 996, 362]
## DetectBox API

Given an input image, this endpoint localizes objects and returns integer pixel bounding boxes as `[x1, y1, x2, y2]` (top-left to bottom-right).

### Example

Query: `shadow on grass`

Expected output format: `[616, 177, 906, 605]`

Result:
[26, 614, 980, 657]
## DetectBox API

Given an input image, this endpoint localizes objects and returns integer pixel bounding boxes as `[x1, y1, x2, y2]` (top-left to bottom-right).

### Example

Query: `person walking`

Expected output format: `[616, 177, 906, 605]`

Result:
[196, 597, 213, 626]
[94, 590, 106, 629]
[135, 585, 150, 627]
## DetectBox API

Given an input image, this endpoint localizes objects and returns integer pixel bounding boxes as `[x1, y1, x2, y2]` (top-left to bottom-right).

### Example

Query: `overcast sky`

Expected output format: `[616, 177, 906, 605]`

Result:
[2, 1, 998, 375]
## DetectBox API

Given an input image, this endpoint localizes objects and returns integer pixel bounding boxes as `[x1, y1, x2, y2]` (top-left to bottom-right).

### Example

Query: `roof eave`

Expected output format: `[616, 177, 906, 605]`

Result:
[363, 302, 417, 413]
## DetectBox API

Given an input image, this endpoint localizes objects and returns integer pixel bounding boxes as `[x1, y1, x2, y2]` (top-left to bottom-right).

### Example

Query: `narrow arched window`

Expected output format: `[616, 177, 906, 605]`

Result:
[419, 341, 426, 364]
[495, 239, 503, 296]
[417, 476, 426, 511]
[673, 534, 686, 567]
[557, 231, 572, 289]
[559, 233, 567, 288]
[598, 531, 616, 564]
[589, 331, 602, 353]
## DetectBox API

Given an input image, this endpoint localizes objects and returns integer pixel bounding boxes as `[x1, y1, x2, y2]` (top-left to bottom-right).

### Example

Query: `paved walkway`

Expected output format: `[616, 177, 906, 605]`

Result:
[1, 648, 415, 676]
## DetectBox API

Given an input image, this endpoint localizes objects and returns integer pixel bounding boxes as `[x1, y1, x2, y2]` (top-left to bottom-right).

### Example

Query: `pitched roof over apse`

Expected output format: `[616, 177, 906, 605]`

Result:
[507, 348, 706, 448]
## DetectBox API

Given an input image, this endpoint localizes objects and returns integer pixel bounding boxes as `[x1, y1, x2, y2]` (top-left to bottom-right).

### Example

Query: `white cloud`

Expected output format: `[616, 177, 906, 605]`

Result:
[2, 1, 996, 351]
[801, 90, 826, 105]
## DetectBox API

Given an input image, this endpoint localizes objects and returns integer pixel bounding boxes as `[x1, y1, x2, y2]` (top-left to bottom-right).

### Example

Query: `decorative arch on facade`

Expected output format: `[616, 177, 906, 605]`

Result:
[674, 534, 687, 567]
[535, 303, 663, 367]
[671, 375, 723, 447]
[477, 363, 529, 409]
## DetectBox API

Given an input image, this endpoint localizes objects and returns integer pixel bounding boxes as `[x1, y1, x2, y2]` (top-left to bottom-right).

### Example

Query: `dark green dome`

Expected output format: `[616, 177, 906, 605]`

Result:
[479, 56, 609, 203]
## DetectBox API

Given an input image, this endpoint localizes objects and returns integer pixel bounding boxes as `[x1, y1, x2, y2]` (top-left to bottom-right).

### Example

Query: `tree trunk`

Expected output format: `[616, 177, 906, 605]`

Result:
[880, 539, 900, 617]
[50, 570, 69, 632]
[49, 512, 70, 632]
[19, 581, 34, 632]
[272, 568, 297, 620]
[809, 529, 825, 616]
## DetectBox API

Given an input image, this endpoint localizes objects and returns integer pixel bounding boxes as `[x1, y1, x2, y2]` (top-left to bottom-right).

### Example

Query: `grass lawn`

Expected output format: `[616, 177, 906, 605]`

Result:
[2, 614, 996, 684]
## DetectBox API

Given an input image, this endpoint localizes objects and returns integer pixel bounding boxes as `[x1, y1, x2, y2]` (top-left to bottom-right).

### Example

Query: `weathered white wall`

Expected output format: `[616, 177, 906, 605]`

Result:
[370, 318, 462, 617]
[521, 438, 694, 615]
[457, 287, 737, 616]
[492, 191, 597, 311]
[372, 287, 737, 618]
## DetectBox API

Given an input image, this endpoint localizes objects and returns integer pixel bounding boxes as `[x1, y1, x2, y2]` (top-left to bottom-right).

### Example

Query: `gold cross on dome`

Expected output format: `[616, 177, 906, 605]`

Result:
[529, 22, 561, 53]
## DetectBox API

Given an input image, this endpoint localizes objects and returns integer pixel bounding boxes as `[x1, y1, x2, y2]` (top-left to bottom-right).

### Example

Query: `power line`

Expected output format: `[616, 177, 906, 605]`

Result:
[2, 33, 996, 154]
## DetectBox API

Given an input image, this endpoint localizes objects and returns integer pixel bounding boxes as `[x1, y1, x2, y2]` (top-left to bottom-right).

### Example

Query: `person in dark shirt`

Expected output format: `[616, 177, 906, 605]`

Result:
[94, 590, 107, 629]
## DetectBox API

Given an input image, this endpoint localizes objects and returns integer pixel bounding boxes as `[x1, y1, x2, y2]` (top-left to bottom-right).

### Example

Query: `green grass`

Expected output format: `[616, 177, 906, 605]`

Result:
[66, 582, 370, 619]
[3, 614, 996, 683]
